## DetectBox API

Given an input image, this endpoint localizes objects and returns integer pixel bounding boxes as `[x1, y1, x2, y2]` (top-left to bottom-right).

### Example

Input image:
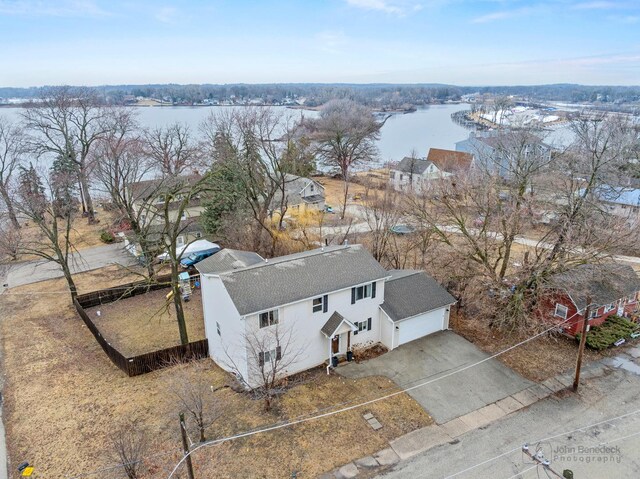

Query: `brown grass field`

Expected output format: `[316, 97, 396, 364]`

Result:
[0, 265, 432, 478]
[87, 288, 206, 356]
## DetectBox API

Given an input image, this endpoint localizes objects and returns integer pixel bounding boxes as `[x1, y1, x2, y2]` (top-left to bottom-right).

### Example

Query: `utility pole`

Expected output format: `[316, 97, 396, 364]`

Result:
[521, 444, 564, 478]
[573, 296, 592, 392]
[179, 412, 196, 479]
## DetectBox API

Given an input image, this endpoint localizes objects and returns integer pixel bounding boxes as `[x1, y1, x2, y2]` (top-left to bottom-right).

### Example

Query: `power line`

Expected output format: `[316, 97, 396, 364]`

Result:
[62, 305, 591, 479]
[166, 309, 590, 478]
[444, 409, 640, 478]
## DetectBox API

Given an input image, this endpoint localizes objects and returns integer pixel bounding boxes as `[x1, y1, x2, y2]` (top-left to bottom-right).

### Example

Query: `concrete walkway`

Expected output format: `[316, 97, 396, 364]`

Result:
[322, 356, 632, 478]
[4, 243, 138, 288]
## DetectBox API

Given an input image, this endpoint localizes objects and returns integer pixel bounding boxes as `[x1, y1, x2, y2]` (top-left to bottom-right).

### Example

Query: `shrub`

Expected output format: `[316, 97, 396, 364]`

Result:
[100, 230, 115, 244]
[576, 315, 639, 351]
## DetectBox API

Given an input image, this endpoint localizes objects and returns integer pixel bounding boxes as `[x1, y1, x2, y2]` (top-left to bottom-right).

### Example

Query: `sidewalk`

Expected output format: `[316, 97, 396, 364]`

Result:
[0, 404, 6, 479]
[321, 361, 611, 479]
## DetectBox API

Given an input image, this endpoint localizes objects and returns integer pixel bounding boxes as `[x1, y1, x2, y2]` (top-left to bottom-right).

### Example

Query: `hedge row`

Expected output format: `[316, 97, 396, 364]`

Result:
[576, 315, 639, 351]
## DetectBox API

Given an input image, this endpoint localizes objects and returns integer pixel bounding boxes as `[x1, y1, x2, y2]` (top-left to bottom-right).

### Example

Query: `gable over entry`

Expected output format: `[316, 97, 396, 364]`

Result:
[321, 311, 357, 363]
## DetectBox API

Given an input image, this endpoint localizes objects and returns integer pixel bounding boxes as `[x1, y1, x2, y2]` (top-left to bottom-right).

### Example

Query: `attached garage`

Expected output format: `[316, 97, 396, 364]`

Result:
[380, 270, 456, 350]
[397, 308, 448, 346]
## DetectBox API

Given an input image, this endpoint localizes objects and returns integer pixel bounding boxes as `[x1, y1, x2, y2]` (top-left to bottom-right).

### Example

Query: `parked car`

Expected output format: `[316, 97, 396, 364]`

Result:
[180, 247, 221, 268]
[390, 224, 415, 235]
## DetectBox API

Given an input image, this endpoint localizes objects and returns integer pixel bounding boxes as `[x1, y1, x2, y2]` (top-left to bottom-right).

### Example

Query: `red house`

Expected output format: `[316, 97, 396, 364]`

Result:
[540, 263, 640, 336]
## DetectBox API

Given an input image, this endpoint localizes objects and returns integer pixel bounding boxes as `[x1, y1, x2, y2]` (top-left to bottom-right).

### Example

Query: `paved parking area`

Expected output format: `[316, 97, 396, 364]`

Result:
[340, 330, 534, 423]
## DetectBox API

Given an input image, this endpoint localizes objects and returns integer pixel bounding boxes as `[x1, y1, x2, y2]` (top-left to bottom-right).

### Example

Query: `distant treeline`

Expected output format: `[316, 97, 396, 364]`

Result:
[2, 83, 640, 107]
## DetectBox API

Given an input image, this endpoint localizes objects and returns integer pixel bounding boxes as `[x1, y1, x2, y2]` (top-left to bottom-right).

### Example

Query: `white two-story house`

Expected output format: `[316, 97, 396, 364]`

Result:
[196, 245, 456, 387]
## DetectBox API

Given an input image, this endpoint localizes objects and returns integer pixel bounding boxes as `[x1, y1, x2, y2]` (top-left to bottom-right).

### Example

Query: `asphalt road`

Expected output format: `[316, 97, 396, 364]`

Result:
[3, 243, 138, 289]
[379, 367, 640, 478]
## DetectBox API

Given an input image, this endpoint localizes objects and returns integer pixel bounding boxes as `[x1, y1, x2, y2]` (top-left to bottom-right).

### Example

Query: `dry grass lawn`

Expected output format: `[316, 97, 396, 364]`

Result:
[1, 266, 431, 479]
[87, 288, 205, 356]
[450, 310, 606, 382]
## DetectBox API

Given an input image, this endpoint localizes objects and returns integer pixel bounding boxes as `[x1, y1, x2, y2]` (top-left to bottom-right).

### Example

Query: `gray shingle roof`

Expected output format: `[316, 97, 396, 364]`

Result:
[195, 249, 264, 275]
[394, 157, 432, 175]
[321, 311, 347, 337]
[381, 270, 456, 322]
[214, 245, 388, 316]
[547, 263, 640, 311]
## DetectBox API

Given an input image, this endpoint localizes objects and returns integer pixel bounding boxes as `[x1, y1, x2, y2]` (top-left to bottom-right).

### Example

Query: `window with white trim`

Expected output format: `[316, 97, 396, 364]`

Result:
[589, 308, 599, 319]
[259, 309, 279, 328]
[603, 303, 615, 313]
[176, 235, 185, 247]
[554, 303, 568, 319]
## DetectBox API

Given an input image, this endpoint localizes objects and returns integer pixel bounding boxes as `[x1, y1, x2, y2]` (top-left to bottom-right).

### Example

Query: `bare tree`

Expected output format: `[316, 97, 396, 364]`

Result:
[144, 123, 202, 176]
[22, 86, 108, 224]
[200, 108, 299, 255]
[158, 173, 214, 345]
[0, 220, 22, 261]
[224, 324, 303, 411]
[167, 358, 223, 443]
[15, 163, 79, 299]
[110, 420, 148, 479]
[93, 108, 161, 278]
[0, 116, 25, 229]
[309, 99, 385, 219]
[362, 184, 401, 263]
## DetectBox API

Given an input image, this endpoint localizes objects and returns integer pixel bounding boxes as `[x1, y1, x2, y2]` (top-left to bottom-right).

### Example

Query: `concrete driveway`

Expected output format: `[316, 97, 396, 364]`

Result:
[340, 330, 534, 424]
[3, 243, 139, 288]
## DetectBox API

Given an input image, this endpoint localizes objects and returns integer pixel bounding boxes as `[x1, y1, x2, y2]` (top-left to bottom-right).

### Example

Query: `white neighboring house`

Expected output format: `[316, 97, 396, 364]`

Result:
[196, 245, 456, 388]
[389, 157, 451, 193]
[589, 185, 640, 227]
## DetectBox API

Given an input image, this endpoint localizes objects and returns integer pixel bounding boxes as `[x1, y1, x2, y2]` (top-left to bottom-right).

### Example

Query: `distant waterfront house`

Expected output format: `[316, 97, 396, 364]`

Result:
[426, 148, 473, 174]
[455, 131, 552, 178]
[196, 244, 455, 388]
[123, 175, 205, 259]
[389, 156, 450, 193]
[539, 263, 640, 336]
[273, 174, 325, 214]
[586, 185, 640, 227]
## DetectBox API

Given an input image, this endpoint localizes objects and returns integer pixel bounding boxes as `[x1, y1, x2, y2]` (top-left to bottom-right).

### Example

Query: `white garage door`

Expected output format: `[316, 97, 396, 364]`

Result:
[397, 308, 446, 346]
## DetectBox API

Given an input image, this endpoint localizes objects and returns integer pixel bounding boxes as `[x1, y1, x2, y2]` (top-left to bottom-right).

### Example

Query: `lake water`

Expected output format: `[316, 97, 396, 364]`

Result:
[0, 104, 473, 164]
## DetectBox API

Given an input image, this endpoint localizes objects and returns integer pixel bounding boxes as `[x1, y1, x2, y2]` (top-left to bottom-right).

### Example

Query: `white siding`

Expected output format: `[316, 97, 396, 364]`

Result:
[201, 274, 248, 381]
[242, 279, 385, 387]
[379, 309, 395, 350]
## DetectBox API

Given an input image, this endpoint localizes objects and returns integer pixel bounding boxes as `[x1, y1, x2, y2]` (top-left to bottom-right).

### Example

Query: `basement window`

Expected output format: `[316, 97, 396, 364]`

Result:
[554, 303, 568, 319]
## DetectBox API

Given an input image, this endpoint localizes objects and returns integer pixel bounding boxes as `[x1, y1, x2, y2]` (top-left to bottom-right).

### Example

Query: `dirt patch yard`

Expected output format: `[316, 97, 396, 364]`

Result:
[450, 310, 607, 382]
[87, 288, 205, 356]
[1, 266, 431, 479]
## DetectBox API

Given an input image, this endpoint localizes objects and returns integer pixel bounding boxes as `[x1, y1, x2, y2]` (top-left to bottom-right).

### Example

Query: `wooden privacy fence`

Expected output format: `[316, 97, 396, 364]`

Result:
[73, 274, 208, 377]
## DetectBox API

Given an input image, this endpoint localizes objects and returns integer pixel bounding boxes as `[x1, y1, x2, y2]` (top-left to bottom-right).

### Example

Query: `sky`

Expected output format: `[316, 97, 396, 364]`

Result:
[1, 0, 639, 87]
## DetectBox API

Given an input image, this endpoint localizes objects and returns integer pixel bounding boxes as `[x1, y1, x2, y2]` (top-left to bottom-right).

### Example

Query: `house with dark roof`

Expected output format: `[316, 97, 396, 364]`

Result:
[196, 244, 455, 387]
[539, 263, 640, 336]
[122, 175, 206, 258]
[272, 174, 325, 215]
[389, 156, 450, 193]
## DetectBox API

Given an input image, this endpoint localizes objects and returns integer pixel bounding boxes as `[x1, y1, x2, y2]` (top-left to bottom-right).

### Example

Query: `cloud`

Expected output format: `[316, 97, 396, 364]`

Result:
[345, 0, 424, 16]
[470, 5, 544, 24]
[155, 6, 178, 23]
[572, 1, 618, 10]
[0, 0, 110, 17]
[315, 30, 349, 54]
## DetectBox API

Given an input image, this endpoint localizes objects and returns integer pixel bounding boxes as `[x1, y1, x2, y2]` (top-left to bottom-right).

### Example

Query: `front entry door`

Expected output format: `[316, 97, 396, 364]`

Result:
[332, 335, 339, 354]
